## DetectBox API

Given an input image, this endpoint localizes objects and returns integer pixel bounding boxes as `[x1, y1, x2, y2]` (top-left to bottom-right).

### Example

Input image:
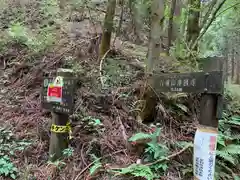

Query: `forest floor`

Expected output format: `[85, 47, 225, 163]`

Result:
[0, 1, 240, 180]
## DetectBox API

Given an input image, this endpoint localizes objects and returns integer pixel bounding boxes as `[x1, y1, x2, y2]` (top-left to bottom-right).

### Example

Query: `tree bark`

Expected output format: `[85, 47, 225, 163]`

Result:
[130, 1, 142, 44]
[167, 0, 177, 55]
[186, 0, 200, 51]
[231, 48, 235, 82]
[145, 0, 164, 73]
[236, 58, 240, 84]
[99, 0, 116, 59]
[224, 37, 229, 83]
[138, 0, 164, 123]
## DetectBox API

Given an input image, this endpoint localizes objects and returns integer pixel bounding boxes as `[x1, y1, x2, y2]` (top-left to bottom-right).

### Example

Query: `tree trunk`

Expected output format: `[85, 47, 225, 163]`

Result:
[138, 0, 164, 123]
[167, 0, 177, 55]
[236, 58, 240, 84]
[186, 0, 200, 51]
[129, 1, 142, 44]
[99, 0, 116, 59]
[225, 53, 228, 83]
[231, 48, 235, 82]
[224, 38, 229, 83]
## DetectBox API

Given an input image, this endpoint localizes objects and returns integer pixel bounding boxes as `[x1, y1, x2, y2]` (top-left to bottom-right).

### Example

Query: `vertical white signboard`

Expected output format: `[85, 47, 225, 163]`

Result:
[193, 126, 218, 180]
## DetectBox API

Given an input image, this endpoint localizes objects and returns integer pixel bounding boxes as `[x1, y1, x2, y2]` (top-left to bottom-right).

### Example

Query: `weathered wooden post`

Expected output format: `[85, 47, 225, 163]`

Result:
[193, 57, 224, 180]
[152, 57, 224, 180]
[41, 68, 76, 161]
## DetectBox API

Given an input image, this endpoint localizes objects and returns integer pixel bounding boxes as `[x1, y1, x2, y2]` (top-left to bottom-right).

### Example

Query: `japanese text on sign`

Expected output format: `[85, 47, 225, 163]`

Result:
[41, 77, 76, 115]
[194, 128, 217, 180]
[153, 71, 223, 94]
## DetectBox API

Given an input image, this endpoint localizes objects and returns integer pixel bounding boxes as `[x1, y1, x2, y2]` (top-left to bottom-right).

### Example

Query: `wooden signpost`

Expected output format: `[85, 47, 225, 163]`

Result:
[41, 68, 76, 161]
[153, 58, 224, 180]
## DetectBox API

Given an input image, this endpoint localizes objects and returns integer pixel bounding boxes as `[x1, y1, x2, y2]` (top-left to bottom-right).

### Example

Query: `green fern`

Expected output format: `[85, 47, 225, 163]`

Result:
[89, 154, 102, 176]
[115, 164, 154, 180]
[216, 150, 236, 165]
[221, 144, 240, 155]
[216, 110, 240, 179]
[215, 162, 233, 180]
[128, 132, 152, 142]
[89, 161, 102, 176]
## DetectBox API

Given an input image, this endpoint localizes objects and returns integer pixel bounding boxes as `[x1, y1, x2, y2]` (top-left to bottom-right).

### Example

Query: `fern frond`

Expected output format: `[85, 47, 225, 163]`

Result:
[128, 133, 152, 142]
[228, 120, 240, 126]
[231, 133, 240, 140]
[221, 144, 240, 155]
[168, 93, 188, 100]
[216, 150, 236, 165]
[116, 164, 154, 180]
[175, 103, 189, 113]
[89, 161, 102, 175]
[216, 161, 235, 179]
[231, 116, 240, 122]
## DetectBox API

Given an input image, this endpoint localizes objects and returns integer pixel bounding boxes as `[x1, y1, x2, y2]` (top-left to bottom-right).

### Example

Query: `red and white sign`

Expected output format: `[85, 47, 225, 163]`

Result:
[193, 127, 217, 180]
[47, 76, 63, 103]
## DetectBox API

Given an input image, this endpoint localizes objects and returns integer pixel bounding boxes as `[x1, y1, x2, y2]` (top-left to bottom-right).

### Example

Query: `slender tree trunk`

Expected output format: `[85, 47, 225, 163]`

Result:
[224, 37, 229, 83]
[167, 0, 177, 55]
[186, 0, 200, 50]
[190, 0, 226, 51]
[138, 0, 164, 123]
[129, 0, 142, 44]
[225, 53, 228, 83]
[145, 0, 164, 73]
[236, 58, 240, 84]
[231, 48, 235, 82]
[99, 0, 116, 59]
[200, 0, 218, 29]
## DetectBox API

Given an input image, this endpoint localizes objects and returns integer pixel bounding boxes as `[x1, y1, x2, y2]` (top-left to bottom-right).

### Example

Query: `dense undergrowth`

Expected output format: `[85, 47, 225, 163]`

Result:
[1, 0, 240, 180]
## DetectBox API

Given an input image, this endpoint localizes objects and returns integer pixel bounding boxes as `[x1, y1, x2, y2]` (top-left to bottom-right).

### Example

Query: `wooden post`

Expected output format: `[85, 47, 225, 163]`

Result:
[200, 56, 224, 127]
[193, 57, 224, 180]
[49, 68, 74, 161]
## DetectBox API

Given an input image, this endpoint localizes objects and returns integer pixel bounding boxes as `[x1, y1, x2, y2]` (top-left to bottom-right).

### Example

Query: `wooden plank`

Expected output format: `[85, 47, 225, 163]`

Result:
[153, 71, 223, 94]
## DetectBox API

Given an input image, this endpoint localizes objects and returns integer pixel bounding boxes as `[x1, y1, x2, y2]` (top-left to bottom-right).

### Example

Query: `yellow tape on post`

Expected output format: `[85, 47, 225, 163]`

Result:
[50, 121, 72, 140]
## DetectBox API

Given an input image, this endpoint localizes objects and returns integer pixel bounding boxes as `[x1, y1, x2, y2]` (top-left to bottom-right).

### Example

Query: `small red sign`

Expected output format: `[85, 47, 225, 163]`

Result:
[47, 85, 62, 98]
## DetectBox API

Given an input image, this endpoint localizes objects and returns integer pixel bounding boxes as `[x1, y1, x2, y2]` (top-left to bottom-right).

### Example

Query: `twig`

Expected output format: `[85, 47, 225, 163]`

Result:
[73, 149, 126, 180]
[81, 143, 87, 166]
[144, 145, 191, 166]
[216, 2, 240, 18]
[99, 49, 111, 88]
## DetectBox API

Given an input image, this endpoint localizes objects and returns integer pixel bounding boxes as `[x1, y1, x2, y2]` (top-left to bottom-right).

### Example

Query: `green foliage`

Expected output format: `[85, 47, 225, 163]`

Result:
[89, 154, 102, 176]
[47, 159, 66, 170]
[0, 155, 18, 179]
[40, 0, 60, 20]
[114, 164, 154, 180]
[7, 22, 29, 45]
[199, 0, 240, 57]
[62, 147, 74, 158]
[102, 58, 134, 88]
[7, 22, 55, 53]
[0, 127, 31, 156]
[215, 113, 240, 179]
[127, 128, 169, 179]
[225, 84, 240, 114]
[0, 127, 31, 179]
[128, 132, 152, 142]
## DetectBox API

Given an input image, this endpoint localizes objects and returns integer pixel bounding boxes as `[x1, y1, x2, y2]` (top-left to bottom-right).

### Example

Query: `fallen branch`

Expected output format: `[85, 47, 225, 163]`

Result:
[99, 49, 111, 88]
[144, 144, 192, 166]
